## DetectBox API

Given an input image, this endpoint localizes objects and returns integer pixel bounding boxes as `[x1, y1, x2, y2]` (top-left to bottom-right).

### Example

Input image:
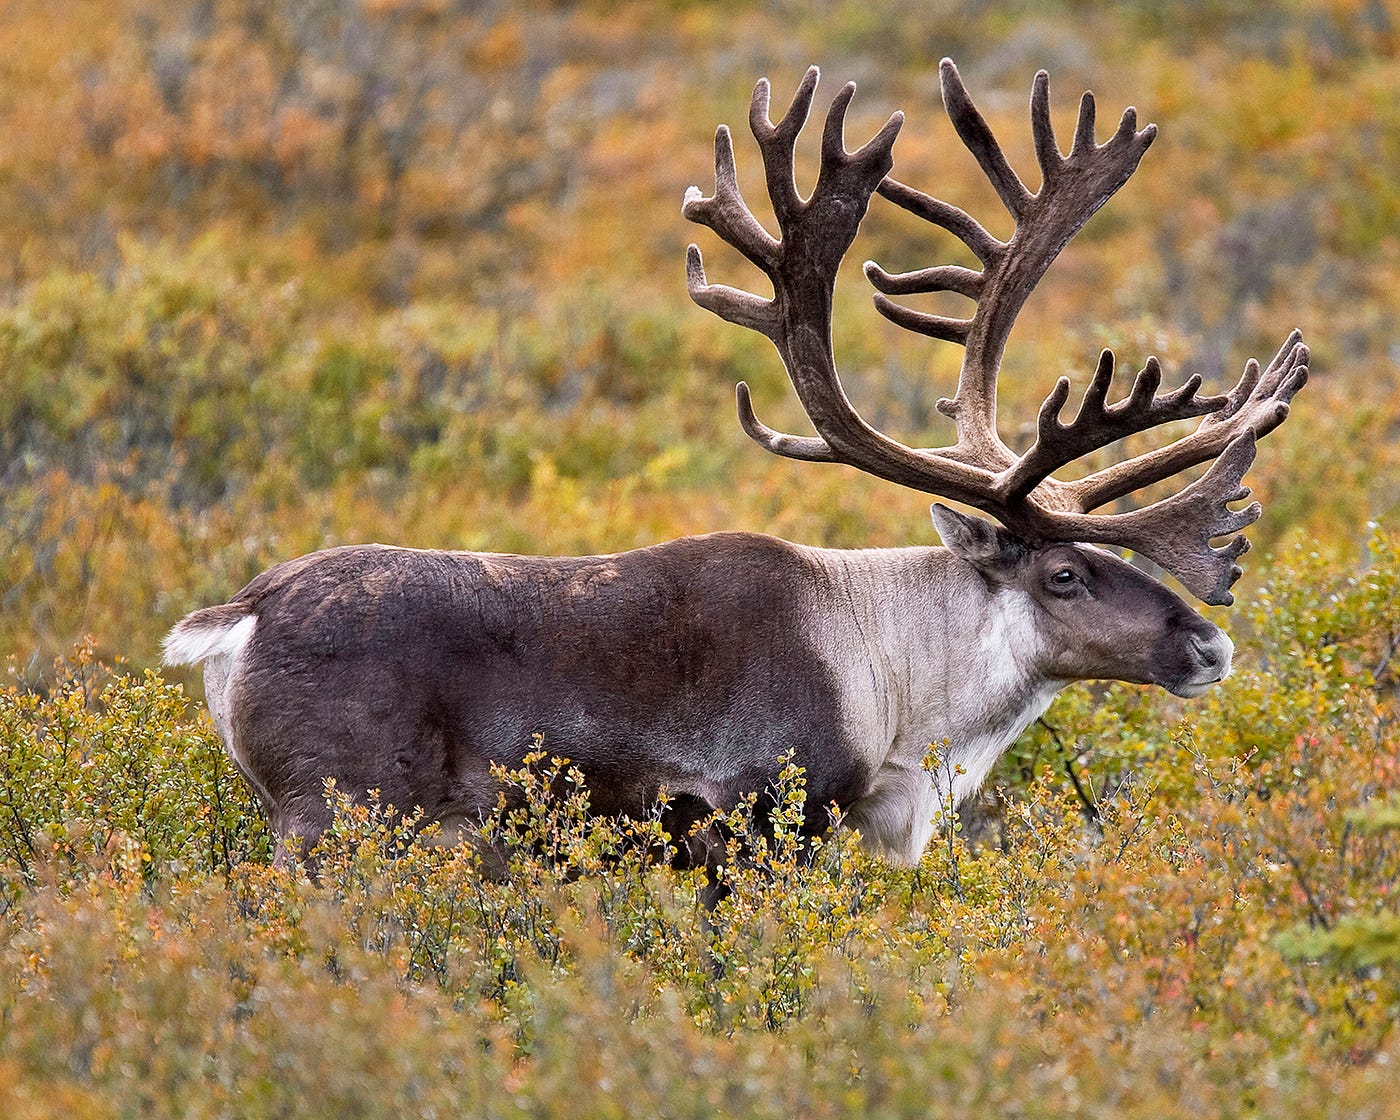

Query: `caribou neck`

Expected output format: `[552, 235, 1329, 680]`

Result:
[812, 545, 1061, 793]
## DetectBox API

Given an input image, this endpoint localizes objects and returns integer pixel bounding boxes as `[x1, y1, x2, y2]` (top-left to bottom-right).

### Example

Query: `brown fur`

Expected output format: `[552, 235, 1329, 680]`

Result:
[178, 535, 863, 859]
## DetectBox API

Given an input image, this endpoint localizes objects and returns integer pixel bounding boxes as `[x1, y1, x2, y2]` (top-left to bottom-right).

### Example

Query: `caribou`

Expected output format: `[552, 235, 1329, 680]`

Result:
[164, 61, 1307, 875]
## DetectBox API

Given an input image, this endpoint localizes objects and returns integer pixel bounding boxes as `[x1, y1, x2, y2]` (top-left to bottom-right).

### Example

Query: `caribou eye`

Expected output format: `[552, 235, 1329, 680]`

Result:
[1049, 567, 1079, 590]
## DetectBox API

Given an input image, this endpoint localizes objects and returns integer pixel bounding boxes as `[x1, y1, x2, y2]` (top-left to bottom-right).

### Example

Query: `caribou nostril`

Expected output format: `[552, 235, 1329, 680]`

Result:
[1190, 633, 1228, 675]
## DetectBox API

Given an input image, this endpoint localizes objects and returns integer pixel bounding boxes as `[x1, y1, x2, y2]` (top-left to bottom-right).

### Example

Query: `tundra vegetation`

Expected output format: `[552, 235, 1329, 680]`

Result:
[3, 1, 1400, 1115]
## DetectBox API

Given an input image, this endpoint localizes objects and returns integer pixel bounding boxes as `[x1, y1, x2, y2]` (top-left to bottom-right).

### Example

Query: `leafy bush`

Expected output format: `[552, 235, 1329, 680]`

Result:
[5, 541, 1400, 1117]
[4, 1, 1400, 1113]
[0, 644, 268, 908]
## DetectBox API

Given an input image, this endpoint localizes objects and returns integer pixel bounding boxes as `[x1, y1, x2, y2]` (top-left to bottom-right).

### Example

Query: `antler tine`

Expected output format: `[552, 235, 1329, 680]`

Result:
[1069, 91, 1097, 158]
[751, 67, 819, 226]
[1051, 432, 1263, 605]
[1067, 332, 1309, 512]
[1214, 328, 1308, 433]
[735, 382, 837, 462]
[681, 124, 780, 275]
[863, 261, 984, 300]
[996, 350, 1229, 504]
[684, 243, 777, 338]
[1030, 70, 1062, 186]
[941, 58, 1033, 220]
[821, 80, 859, 164]
[874, 178, 1005, 265]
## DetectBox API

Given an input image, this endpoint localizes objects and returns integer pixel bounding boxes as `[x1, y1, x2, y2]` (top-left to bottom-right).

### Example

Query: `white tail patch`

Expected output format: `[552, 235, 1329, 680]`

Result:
[162, 613, 256, 666]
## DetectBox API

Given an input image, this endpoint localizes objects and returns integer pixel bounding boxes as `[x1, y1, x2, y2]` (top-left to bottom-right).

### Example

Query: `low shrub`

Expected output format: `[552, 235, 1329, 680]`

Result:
[3, 534, 1400, 1115]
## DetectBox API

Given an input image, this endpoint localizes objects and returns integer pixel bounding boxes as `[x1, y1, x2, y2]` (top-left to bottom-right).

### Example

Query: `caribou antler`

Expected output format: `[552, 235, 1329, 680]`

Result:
[684, 62, 1307, 605]
[683, 67, 1005, 513]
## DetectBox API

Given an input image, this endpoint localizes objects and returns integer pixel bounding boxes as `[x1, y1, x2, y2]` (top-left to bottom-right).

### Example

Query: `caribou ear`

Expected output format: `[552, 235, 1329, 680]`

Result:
[930, 504, 1024, 572]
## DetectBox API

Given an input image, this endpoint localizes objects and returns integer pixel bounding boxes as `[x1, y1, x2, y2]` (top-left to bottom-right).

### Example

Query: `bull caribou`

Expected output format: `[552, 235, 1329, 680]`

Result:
[164, 62, 1307, 873]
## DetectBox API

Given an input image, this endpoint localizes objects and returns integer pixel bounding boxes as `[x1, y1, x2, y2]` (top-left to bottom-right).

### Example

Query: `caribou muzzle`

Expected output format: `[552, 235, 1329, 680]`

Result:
[1166, 625, 1234, 698]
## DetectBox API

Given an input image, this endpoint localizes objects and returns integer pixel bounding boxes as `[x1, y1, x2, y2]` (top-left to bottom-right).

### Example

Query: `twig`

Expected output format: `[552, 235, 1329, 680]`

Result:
[1036, 717, 1102, 829]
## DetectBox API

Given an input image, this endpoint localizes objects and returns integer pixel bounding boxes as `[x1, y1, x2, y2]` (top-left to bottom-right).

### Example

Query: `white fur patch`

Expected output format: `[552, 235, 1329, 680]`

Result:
[844, 764, 943, 866]
[162, 614, 256, 666]
[803, 549, 1070, 866]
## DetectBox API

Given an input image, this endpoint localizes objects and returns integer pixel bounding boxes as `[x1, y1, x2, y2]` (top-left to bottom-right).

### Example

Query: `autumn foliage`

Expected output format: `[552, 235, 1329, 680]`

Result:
[4, 0, 1400, 1114]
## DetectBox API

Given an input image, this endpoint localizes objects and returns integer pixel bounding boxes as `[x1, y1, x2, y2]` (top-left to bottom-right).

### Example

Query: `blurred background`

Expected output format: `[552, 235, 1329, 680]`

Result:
[1, 0, 1395, 675]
